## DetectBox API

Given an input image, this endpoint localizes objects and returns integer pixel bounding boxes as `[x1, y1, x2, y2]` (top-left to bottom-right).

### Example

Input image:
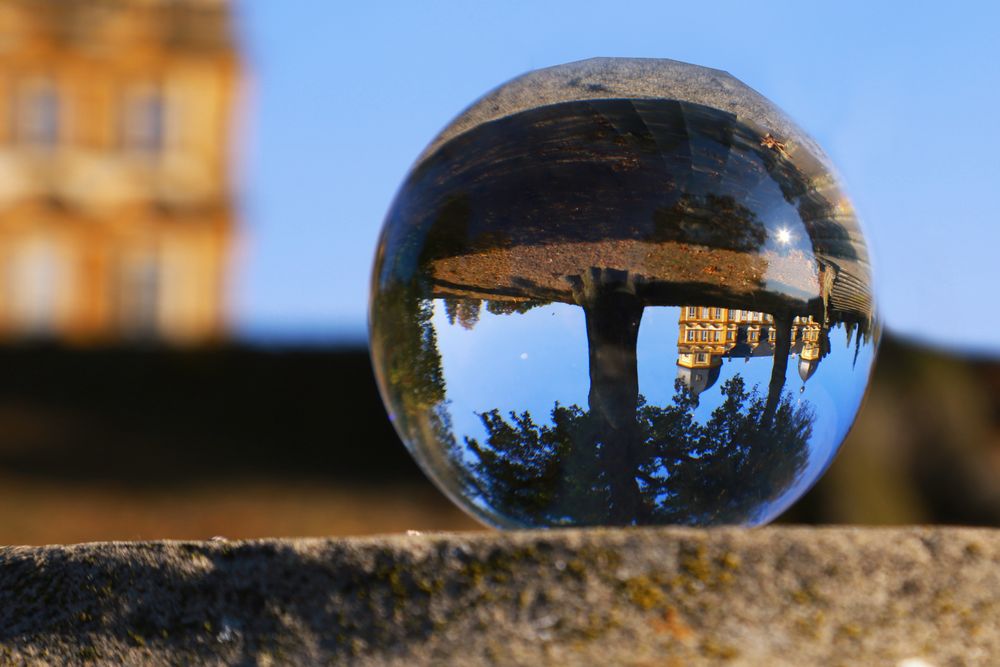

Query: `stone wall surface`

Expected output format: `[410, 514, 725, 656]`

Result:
[0, 527, 997, 666]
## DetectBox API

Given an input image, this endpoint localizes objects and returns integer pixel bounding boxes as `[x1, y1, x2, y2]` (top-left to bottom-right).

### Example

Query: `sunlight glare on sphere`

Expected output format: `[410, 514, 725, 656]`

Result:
[369, 58, 880, 528]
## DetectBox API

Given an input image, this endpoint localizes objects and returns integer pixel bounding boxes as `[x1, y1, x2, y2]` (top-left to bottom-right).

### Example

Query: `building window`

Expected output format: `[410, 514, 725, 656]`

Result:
[686, 330, 695, 342]
[122, 86, 166, 153]
[713, 307, 722, 319]
[8, 237, 62, 333]
[727, 330, 735, 341]
[118, 252, 161, 337]
[16, 78, 60, 148]
[687, 306, 698, 318]
[696, 353, 708, 363]
[714, 331, 721, 342]
[700, 331, 709, 341]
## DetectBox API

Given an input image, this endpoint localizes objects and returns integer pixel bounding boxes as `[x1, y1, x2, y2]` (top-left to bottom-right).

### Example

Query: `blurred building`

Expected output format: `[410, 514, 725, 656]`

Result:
[677, 306, 826, 395]
[0, 0, 238, 344]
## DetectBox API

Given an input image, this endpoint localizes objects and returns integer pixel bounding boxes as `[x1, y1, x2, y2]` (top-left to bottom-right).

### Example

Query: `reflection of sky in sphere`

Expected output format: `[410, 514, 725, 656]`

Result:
[433, 300, 590, 449]
[433, 301, 874, 521]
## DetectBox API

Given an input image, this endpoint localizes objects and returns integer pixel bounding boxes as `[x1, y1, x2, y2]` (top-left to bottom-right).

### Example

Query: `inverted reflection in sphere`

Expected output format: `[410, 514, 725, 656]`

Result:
[370, 58, 879, 527]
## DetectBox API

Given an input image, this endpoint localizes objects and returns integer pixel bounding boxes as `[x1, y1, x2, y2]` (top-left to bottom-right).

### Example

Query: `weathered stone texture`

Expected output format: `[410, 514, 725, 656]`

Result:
[1, 527, 997, 665]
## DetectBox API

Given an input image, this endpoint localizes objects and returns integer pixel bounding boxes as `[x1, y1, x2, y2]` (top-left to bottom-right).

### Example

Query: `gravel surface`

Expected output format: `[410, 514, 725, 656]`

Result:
[431, 239, 818, 306]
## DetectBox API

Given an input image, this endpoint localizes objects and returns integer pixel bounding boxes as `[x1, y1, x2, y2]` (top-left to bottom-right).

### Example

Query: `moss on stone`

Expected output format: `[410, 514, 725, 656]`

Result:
[700, 638, 739, 660]
[623, 575, 667, 611]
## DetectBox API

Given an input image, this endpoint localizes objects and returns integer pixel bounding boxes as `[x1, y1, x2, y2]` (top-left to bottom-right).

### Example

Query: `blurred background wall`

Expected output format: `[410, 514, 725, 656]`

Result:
[0, 0, 235, 345]
[0, 0, 993, 543]
[0, 337, 994, 543]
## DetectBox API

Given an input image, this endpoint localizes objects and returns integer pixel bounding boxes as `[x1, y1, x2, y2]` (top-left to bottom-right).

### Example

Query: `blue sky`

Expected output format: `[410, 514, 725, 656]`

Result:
[233, 1, 1000, 354]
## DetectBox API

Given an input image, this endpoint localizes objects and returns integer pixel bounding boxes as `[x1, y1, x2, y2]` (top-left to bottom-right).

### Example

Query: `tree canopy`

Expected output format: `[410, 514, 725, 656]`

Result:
[463, 375, 814, 526]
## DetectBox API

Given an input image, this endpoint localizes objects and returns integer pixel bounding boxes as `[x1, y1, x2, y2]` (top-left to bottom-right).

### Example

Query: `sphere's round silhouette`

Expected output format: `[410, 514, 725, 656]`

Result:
[370, 58, 879, 528]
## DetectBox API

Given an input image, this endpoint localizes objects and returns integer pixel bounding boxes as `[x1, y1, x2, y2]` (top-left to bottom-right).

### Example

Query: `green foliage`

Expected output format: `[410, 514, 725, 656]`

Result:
[484, 300, 548, 316]
[371, 282, 445, 412]
[439, 298, 550, 332]
[465, 403, 608, 525]
[649, 376, 814, 524]
[464, 375, 814, 525]
[444, 298, 482, 330]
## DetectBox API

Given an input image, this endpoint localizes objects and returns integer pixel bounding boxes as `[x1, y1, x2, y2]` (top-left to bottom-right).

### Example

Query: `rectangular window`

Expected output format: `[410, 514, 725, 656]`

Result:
[8, 237, 62, 333]
[727, 330, 735, 341]
[700, 331, 709, 341]
[16, 78, 60, 148]
[686, 330, 695, 342]
[118, 251, 161, 337]
[714, 331, 721, 342]
[123, 85, 166, 153]
[696, 353, 708, 363]
[714, 308, 722, 319]
[687, 307, 698, 318]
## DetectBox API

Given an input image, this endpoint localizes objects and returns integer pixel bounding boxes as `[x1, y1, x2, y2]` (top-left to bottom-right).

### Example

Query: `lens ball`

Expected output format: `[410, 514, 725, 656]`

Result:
[370, 58, 879, 527]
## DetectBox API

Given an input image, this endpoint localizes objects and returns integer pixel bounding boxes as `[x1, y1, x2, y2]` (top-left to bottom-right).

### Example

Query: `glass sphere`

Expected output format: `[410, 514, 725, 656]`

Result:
[370, 58, 879, 527]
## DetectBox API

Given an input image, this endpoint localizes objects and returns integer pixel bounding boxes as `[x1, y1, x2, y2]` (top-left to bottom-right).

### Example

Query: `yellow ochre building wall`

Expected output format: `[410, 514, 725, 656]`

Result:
[0, 0, 237, 344]
[677, 306, 822, 368]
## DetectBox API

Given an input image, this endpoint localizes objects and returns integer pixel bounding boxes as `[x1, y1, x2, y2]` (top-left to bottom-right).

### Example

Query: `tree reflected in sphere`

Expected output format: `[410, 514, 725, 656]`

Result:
[370, 58, 879, 527]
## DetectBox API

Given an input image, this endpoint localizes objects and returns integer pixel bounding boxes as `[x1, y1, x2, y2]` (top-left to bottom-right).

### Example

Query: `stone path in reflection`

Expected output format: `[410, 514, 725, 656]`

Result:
[430, 239, 818, 306]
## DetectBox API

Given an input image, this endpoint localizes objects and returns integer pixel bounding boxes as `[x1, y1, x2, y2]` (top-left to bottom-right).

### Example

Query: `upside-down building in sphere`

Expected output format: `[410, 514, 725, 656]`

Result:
[677, 306, 828, 396]
[0, 0, 238, 344]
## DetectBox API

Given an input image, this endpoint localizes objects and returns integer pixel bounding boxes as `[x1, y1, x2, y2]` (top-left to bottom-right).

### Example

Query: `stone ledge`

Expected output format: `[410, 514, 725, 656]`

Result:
[1, 527, 996, 665]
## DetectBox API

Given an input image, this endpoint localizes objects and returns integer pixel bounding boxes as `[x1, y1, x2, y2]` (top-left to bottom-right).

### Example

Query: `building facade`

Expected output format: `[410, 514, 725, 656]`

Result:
[0, 0, 237, 344]
[677, 306, 824, 368]
[676, 305, 826, 395]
